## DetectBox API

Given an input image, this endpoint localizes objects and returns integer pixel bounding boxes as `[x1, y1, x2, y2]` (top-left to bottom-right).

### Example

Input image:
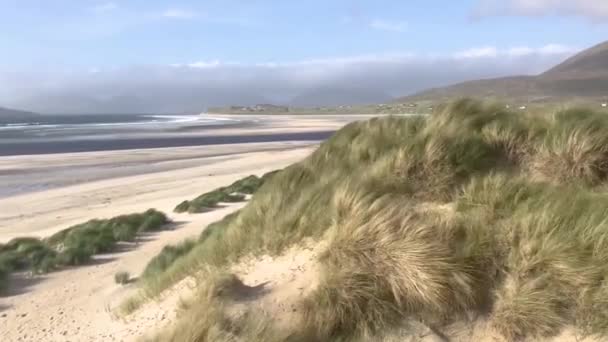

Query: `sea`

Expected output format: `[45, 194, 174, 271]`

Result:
[0, 114, 333, 156]
[0, 113, 237, 140]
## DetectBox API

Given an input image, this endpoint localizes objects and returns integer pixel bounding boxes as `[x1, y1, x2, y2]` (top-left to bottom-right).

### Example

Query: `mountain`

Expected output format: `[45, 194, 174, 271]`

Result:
[399, 41, 608, 103]
[290, 87, 393, 107]
[13, 89, 270, 115]
[0, 106, 39, 123]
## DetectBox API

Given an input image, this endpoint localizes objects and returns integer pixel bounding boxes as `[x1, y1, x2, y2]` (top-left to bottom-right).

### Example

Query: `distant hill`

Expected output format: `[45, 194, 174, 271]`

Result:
[290, 87, 393, 107]
[399, 41, 608, 103]
[0, 106, 39, 123]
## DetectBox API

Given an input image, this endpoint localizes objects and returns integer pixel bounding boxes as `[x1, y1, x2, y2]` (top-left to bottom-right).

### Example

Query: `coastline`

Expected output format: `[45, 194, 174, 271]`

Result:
[0, 143, 315, 341]
[0, 142, 316, 242]
[0, 131, 333, 156]
[0, 142, 313, 198]
[0, 114, 377, 156]
[0, 114, 375, 341]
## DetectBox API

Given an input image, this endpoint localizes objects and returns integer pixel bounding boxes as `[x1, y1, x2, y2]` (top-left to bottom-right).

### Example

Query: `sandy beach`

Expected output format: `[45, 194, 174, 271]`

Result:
[0, 108, 364, 342]
[0, 141, 316, 341]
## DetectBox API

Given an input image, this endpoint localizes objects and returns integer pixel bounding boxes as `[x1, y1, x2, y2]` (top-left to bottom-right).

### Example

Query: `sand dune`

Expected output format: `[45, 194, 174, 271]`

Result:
[0, 143, 314, 342]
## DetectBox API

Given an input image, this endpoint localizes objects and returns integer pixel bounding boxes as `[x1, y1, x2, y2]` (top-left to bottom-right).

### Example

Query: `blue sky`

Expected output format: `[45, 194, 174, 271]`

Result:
[1, 0, 606, 68]
[0, 0, 607, 112]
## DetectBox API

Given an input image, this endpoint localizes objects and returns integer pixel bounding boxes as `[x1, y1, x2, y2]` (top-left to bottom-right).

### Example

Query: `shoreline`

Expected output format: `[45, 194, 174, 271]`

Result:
[0, 115, 362, 341]
[0, 143, 315, 242]
[0, 130, 333, 156]
[0, 142, 315, 198]
[0, 144, 315, 341]
[0, 114, 380, 157]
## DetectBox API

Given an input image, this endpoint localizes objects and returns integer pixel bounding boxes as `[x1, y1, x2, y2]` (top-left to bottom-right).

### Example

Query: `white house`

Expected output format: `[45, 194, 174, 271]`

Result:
[519, 106, 527, 110]
[602, 103, 607, 108]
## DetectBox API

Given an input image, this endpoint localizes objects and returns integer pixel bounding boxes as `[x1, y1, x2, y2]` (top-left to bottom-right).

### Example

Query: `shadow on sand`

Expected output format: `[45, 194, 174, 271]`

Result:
[2, 272, 48, 297]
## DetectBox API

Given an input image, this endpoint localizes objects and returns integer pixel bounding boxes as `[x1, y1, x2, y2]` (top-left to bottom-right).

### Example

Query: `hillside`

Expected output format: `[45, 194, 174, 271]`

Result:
[0, 106, 39, 123]
[400, 41, 608, 103]
[111, 99, 608, 341]
[289, 86, 393, 107]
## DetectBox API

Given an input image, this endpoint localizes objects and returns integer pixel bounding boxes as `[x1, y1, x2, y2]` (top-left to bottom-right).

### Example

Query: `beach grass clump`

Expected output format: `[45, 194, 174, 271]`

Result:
[0, 264, 8, 293]
[140, 239, 197, 282]
[115, 271, 131, 285]
[139, 99, 608, 341]
[0, 209, 169, 288]
[174, 170, 281, 213]
[175, 190, 245, 213]
[134, 211, 242, 299]
[0, 237, 59, 274]
[146, 269, 284, 342]
[48, 209, 168, 264]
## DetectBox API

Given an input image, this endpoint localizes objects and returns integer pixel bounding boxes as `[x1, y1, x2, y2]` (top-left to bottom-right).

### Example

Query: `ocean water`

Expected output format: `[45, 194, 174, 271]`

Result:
[0, 113, 334, 156]
[0, 114, 238, 139]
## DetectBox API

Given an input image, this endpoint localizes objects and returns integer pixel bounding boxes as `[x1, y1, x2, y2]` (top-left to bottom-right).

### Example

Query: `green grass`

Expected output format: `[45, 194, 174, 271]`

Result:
[126, 210, 242, 306]
[0, 209, 168, 294]
[144, 269, 286, 342]
[174, 171, 280, 213]
[114, 271, 131, 285]
[135, 99, 608, 341]
[115, 271, 131, 285]
[140, 239, 197, 282]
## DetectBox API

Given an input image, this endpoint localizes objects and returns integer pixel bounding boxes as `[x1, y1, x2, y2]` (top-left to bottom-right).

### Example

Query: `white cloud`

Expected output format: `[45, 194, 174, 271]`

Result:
[369, 19, 408, 33]
[454, 47, 498, 59]
[473, 0, 608, 20]
[507, 46, 535, 57]
[457, 44, 579, 59]
[91, 2, 118, 13]
[538, 44, 579, 54]
[187, 60, 223, 68]
[0, 44, 579, 113]
[162, 9, 198, 19]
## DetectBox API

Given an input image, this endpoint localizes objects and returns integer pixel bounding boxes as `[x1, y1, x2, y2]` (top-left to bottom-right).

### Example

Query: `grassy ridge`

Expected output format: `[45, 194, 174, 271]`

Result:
[136, 209, 245, 297]
[174, 171, 280, 213]
[140, 99, 608, 341]
[136, 173, 278, 297]
[0, 209, 168, 293]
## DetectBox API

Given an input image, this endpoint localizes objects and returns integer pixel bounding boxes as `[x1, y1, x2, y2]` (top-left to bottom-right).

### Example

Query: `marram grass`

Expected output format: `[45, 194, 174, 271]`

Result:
[135, 99, 608, 341]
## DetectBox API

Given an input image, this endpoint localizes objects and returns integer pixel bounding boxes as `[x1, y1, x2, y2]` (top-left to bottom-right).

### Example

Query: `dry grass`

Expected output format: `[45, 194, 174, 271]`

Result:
[302, 199, 477, 339]
[135, 99, 608, 341]
[143, 269, 285, 342]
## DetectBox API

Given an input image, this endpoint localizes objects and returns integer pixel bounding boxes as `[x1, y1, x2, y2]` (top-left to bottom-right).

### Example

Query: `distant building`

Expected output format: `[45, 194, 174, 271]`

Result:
[519, 106, 527, 110]
[602, 103, 607, 108]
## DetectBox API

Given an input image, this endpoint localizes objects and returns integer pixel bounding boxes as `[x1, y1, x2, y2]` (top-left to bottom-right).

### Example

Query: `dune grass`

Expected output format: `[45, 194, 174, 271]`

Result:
[145, 269, 286, 342]
[115, 271, 131, 285]
[0, 209, 168, 294]
[140, 239, 197, 282]
[135, 99, 608, 341]
[174, 171, 280, 213]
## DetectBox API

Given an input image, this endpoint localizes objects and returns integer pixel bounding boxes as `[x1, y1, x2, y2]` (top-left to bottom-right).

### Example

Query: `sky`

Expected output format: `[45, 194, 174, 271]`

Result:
[1, 0, 608, 113]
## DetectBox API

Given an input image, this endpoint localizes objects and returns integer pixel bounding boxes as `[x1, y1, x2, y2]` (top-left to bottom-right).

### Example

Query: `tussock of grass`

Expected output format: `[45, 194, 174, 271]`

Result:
[145, 270, 285, 342]
[0, 209, 168, 293]
[141, 99, 608, 341]
[0, 265, 9, 293]
[140, 239, 196, 282]
[174, 171, 280, 213]
[115, 271, 131, 285]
